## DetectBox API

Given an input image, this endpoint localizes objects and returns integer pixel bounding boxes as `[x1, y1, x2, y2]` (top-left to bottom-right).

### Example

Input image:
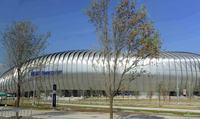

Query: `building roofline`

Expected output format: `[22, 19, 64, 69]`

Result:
[1, 50, 199, 78]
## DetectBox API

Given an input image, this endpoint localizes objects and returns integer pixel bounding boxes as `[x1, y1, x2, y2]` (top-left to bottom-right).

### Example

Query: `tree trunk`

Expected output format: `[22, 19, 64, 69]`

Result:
[16, 81, 21, 107]
[109, 96, 113, 119]
[16, 68, 21, 118]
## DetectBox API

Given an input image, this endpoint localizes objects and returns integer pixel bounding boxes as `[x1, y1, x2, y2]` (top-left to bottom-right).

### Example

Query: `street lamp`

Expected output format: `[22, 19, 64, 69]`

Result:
[176, 71, 179, 104]
[174, 59, 180, 104]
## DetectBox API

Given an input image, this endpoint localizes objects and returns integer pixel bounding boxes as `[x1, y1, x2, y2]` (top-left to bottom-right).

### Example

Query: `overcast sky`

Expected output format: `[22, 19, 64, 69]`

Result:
[0, 0, 200, 63]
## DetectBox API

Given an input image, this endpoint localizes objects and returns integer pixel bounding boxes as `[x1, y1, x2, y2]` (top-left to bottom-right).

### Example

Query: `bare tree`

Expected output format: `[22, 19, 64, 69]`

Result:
[1, 21, 50, 117]
[86, 0, 160, 118]
[157, 82, 168, 106]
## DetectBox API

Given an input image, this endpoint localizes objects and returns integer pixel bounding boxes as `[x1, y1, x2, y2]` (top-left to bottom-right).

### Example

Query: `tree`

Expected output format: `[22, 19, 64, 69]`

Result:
[1, 21, 50, 117]
[86, 0, 160, 119]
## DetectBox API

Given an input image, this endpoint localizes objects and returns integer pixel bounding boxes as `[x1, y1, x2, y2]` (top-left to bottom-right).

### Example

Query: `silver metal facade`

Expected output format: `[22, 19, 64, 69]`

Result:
[0, 50, 200, 94]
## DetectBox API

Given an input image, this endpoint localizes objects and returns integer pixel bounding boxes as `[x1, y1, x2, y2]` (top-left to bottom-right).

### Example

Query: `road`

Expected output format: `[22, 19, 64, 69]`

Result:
[1, 106, 200, 119]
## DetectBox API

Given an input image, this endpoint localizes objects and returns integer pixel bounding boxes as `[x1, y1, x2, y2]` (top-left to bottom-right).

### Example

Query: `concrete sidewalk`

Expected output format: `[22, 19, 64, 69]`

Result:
[31, 110, 199, 119]
[58, 103, 200, 113]
[32, 110, 200, 119]
[1, 106, 199, 119]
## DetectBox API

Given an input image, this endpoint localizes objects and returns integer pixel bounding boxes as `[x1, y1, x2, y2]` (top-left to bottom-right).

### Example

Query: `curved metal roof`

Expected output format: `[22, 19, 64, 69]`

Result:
[1, 50, 200, 78]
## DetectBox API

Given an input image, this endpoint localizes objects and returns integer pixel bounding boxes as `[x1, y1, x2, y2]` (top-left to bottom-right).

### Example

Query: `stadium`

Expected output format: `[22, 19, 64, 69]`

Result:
[0, 50, 200, 97]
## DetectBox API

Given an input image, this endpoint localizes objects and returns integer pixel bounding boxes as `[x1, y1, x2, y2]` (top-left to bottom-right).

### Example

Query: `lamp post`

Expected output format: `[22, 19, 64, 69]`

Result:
[176, 73, 179, 104]
[174, 59, 180, 104]
[52, 84, 56, 109]
[32, 78, 36, 106]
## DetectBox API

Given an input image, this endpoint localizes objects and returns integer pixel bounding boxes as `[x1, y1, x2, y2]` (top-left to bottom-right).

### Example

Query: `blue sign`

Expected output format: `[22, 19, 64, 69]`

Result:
[31, 70, 62, 77]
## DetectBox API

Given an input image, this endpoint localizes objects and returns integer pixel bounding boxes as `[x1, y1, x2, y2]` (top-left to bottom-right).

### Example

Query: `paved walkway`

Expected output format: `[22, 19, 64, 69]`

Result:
[32, 103, 200, 119]
[58, 103, 200, 113]
[31, 110, 198, 119]
[0, 106, 200, 119]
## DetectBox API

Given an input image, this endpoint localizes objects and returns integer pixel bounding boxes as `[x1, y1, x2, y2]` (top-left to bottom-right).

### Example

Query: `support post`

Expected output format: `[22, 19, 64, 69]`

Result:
[52, 84, 56, 109]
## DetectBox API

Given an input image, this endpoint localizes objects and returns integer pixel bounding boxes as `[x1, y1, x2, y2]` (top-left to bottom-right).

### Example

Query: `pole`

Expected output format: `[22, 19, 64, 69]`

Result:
[32, 79, 36, 106]
[52, 84, 56, 109]
[174, 60, 179, 104]
[176, 70, 179, 104]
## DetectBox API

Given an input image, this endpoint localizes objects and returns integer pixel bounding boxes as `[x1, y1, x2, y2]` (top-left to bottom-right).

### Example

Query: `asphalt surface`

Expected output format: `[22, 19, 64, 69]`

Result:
[58, 103, 200, 113]
[31, 110, 199, 119]
[0, 106, 200, 119]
